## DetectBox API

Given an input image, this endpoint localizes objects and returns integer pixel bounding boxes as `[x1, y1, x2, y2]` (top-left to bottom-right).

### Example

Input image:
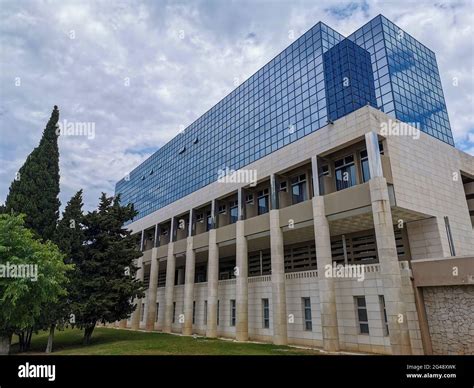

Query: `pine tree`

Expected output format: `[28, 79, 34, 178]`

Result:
[72, 193, 144, 345]
[5, 106, 61, 242]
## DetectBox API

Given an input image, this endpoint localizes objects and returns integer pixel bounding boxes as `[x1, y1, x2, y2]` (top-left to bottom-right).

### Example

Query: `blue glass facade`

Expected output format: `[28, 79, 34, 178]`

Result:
[323, 38, 377, 121]
[116, 15, 453, 222]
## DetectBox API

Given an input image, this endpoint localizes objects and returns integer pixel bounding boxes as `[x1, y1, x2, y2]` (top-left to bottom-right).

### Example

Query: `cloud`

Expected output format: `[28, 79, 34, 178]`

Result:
[0, 0, 472, 213]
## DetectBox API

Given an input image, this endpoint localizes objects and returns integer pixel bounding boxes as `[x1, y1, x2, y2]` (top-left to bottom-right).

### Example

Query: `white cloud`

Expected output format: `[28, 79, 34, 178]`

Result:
[0, 0, 472, 214]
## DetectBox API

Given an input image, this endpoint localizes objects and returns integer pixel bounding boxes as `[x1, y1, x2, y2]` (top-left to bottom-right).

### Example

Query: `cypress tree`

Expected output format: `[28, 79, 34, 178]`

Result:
[5, 106, 61, 241]
[73, 193, 144, 345]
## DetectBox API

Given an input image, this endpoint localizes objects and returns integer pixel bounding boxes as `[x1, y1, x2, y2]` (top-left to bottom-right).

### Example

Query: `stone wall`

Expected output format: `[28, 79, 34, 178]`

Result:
[423, 285, 474, 355]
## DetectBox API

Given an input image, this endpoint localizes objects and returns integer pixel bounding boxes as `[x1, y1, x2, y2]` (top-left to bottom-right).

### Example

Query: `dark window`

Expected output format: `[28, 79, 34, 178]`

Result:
[302, 297, 313, 331]
[335, 155, 356, 191]
[230, 299, 236, 326]
[262, 299, 270, 328]
[257, 189, 269, 215]
[379, 295, 389, 336]
[230, 200, 238, 224]
[172, 302, 176, 324]
[155, 303, 159, 323]
[192, 301, 196, 324]
[204, 300, 208, 325]
[355, 296, 369, 334]
[291, 174, 307, 204]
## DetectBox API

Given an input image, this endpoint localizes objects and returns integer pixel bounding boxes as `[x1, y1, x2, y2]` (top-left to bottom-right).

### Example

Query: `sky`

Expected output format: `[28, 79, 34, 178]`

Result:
[1, 0, 473, 213]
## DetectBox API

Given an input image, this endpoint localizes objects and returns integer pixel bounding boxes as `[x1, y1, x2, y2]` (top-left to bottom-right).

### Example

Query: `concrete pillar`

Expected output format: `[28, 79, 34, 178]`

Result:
[269, 209, 288, 345]
[312, 156, 340, 351]
[131, 256, 144, 330]
[366, 131, 412, 355]
[163, 242, 176, 333]
[183, 236, 195, 335]
[145, 248, 159, 331]
[235, 219, 248, 341]
[370, 176, 412, 354]
[206, 228, 219, 338]
[313, 196, 340, 351]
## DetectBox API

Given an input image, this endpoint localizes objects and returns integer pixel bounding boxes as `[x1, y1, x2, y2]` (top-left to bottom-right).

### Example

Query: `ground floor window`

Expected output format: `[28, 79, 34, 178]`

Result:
[379, 295, 389, 336]
[155, 303, 159, 323]
[262, 299, 270, 329]
[302, 297, 312, 331]
[140, 303, 145, 322]
[230, 299, 236, 326]
[204, 300, 208, 325]
[217, 300, 220, 326]
[192, 301, 196, 324]
[355, 296, 369, 334]
[172, 302, 176, 324]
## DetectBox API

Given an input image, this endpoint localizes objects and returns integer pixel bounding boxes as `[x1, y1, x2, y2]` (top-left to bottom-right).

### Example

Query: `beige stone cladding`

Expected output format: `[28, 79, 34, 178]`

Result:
[367, 109, 473, 258]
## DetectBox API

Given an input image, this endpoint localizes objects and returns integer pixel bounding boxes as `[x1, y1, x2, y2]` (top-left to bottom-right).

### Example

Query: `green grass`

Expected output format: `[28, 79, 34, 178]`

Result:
[12, 327, 324, 355]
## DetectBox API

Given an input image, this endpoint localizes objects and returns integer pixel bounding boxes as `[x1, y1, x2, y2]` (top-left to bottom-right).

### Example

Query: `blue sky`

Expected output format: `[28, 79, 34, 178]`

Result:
[1, 0, 473, 212]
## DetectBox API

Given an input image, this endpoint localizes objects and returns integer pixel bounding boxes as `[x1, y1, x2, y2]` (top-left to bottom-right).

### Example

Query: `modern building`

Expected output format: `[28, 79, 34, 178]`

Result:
[114, 15, 474, 355]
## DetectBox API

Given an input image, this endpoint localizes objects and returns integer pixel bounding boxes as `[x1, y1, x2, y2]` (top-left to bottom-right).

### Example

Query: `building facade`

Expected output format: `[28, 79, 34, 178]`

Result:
[114, 15, 474, 355]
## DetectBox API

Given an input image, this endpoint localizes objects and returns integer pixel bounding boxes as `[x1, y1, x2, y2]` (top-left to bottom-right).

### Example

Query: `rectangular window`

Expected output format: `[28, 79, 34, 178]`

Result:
[302, 297, 312, 331]
[172, 302, 176, 324]
[155, 302, 159, 323]
[218, 204, 226, 214]
[217, 300, 220, 326]
[245, 193, 254, 204]
[335, 155, 356, 191]
[279, 181, 287, 192]
[192, 301, 196, 324]
[379, 295, 389, 336]
[355, 296, 369, 334]
[230, 299, 236, 326]
[140, 303, 145, 322]
[291, 174, 307, 204]
[257, 189, 269, 215]
[262, 299, 270, 329]
[230, 200, 238, 224]
[204, 300, 208, 325]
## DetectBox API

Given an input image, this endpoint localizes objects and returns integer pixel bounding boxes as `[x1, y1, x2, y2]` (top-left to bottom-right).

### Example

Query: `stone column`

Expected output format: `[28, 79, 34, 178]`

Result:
[163, 242, 176, 333]
[235, 220, 248, 341]
[366, 131, 412, 355]
[269, 174, 288, 345]
[183, 224, 196, 335]
[206, 221, 219, 337]
[145, 248, 159, 331]
[235, 188, 248, 341]
[312, 156, 340, 351]
[131, 256, 144, 330]
[269, 210, 288, 345]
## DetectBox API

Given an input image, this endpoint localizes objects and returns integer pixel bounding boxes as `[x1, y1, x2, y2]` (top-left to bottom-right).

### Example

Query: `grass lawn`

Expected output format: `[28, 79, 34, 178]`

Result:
[12, 327, 324, 355]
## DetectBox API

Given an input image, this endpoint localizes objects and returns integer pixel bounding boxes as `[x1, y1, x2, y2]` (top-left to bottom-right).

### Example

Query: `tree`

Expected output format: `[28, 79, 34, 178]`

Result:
[71, 193, 144, 345]
[37, 190, 86, 353]
[5, 106, 61, 242]
[0, 214, 72, 354]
